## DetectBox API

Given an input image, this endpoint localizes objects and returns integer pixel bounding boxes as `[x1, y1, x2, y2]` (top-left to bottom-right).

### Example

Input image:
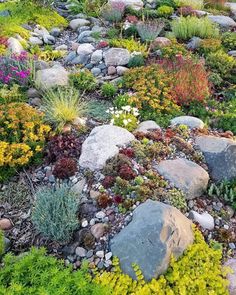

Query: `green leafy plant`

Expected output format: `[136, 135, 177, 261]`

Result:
[171, 16, 220, 40]
[0, 84, 26, 104]
[198, 38, 222, 56]
[157, 5, 174, 17]
[167, 188, 187, 211]
[221, 32, 236, 51]
[206, 50, 236, 78]
[42, 87, 87, 131]
[69, 69, 98, 93]
[0, 247, 109, 294]
[101, 83, 118, 98]
[128, 54, 145, 68]
[109, 38, 149, 57]
[174, 0, 203, 9]
[32, 185, 79, 243]
[208, 179, 236, 209]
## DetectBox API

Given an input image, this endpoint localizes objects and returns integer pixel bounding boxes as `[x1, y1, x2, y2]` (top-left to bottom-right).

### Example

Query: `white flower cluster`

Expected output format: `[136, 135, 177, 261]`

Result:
[106, 106, 139, 126]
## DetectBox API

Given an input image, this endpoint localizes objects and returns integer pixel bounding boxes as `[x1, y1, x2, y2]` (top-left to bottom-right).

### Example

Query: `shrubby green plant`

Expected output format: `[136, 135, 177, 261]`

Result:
[157, 5, 174, 17]
[221, 32, 236, 51]
[171, 16, 220, 40]
[0, 84, 26, 103]
[0, 247, 109, 294]
[206, 50, 236, 78]
[32, 185, 79, 243]
[128, 54, 145, 68]
[85, 100, 112, 121]
[208, 179, 236, 209]
[174, 0, 203, 9]
[198, 38, 222, 56]
[101, 83, 118, 98]
[0, 1, 67, 38]
[114, 94, 130, 108]
[69, 69, 98, 92]
[42, 87, 87, 131]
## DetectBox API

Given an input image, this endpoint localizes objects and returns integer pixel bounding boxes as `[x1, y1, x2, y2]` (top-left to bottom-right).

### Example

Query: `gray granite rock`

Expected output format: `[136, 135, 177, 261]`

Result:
[171, 116, 205, 129]
[35, 65, 69, 89]
[208, 15, 236, 27]
[136, 120, 161, 133]
[155, 158, 209, 199]
[195, 135, 236, 182]
[110, 200, 193, 280]
[79, 125, 135, 170]
[7, 37, 24, 54]
[69, 18, 90, 30]
[104, 48, 130, 66]
[224, 258, 236, 295]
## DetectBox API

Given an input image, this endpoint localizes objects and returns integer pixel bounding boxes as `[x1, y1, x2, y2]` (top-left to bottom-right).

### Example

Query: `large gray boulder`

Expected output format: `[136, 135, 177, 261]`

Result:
[79, 125, 135, 171]
[110, 200, 193, 280]
[170, 116, 205, 129]
[155, 158, 209, 199]
[104, 48, 130, 66]
[208, 15, 236, 27]
[195, 136, 236, 182]
[35, 65, 69, 89]
[226, 2, 236, 17]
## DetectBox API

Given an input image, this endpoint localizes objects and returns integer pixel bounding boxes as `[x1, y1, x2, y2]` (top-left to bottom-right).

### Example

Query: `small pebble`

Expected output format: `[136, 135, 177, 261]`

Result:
[96, 211, 106, 219]
[96, 250, 104, 258]
[81, 219, 88, 227]
[75, 247, 87, 257]
[86, 250, 94, 258]
[105, 252, 112, 260]
[229, 243, 236, 250]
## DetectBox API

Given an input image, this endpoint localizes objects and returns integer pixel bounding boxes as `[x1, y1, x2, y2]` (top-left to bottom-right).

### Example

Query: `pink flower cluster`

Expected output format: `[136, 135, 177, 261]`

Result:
[0, 52, 31, 86]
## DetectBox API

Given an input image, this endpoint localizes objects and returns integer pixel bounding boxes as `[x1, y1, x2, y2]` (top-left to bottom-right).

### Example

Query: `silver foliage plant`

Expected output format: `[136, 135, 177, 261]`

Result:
[32, 184, 79, 243]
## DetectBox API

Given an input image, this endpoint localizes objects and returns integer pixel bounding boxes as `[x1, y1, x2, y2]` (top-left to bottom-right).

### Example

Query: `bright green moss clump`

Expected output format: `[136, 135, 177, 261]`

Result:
[94, 228, 230, 295]
[0, 1, 67, 38]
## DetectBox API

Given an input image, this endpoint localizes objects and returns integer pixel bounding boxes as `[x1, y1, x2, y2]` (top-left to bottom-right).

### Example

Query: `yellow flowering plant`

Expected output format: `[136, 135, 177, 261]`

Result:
[94, 228, 230, 295]
[0, 103, 51, 181]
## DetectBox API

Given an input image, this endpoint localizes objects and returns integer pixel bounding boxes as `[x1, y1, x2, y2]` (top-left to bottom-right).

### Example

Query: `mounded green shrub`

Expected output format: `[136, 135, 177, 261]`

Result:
[171, 16, 219, 40]
[0, 230, 4, 257]
[0, 247, 109, 295]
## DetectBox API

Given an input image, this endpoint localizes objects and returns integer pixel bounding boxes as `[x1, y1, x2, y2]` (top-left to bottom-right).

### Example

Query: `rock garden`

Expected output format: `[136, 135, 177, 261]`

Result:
[0, 0, 236, 294]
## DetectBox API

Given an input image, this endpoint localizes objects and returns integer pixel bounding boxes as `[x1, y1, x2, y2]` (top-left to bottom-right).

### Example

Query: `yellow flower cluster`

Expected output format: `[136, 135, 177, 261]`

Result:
[123, 65, 180, 116]
[109, 38, 149, 57]
[0, 103, 51, 169]
[94, 228, 230, 295]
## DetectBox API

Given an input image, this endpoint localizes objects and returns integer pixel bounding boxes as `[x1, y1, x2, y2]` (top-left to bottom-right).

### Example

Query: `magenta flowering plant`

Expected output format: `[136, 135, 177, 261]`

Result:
[0, 52, 32, 86]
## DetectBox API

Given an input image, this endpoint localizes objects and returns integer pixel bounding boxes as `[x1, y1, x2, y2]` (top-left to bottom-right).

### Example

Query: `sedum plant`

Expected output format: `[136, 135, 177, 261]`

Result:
[42, 87, 87, 131]
[171, 16, 219, 40]
[174, 0, 203, 9]
[69, 69, 97, 93]
[94, 228, 230, 294]
[0, 247, 109, 294]
[32, 185, 79, 243]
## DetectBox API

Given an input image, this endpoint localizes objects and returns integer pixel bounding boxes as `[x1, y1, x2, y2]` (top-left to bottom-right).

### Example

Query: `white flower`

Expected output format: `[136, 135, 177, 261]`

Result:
[110, 119, 114, 125]
[123, 119, 128, 126]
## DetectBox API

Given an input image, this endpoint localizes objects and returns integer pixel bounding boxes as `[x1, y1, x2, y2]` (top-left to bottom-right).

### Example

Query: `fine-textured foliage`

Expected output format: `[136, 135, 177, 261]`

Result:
[221, 32, 236, 51]
[53, 157, 78, 180]
[136, 21, 164, 42]
[42, 87, 87, 131]
[101, 83, 118, 98]
[0, 247, 109, 295]
[94, 228, 230, 294]
[109, 38, 149, 57]
[171, 16, 219, 40]
[69, 69, 98, 93]
[32, 185, 79, 243]
[157, 5, 174, 17]
[174, 0, 203, 9]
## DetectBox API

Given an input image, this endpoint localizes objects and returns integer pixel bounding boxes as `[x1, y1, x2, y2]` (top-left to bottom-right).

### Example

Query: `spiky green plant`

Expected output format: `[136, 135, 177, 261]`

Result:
[42, 87, 87, 131]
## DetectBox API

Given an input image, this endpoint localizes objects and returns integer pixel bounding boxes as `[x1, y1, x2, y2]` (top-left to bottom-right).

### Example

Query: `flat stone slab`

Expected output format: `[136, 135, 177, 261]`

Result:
[195, 136, 236, 182]
[155, 158, 209, 199]
[170, 116, 205, 129]
[79, 125, 135, 171]
[110, 200, 193, 281]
